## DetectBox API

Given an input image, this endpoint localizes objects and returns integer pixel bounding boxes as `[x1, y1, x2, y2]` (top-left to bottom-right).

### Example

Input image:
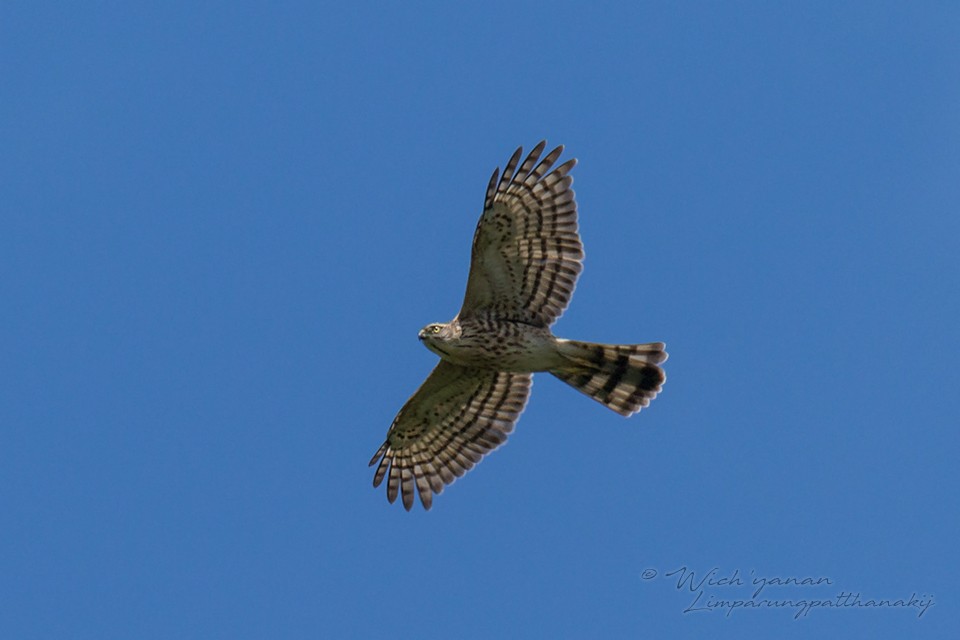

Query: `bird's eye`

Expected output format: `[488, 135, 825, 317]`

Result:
[432, 325, 441, 334]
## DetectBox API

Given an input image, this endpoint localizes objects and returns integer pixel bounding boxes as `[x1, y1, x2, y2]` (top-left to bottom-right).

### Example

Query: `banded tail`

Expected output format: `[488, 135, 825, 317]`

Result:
[551, 339, 668, 416]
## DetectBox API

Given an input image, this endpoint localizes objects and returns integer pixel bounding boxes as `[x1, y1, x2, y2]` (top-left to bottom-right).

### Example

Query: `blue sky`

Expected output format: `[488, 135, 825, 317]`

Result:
[2, 2, 957, 638]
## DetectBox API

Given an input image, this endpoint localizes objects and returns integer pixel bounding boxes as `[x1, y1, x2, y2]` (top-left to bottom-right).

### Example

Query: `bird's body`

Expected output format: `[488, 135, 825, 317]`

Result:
[420, 317, 564, 371]
[370, 142, 668, 510]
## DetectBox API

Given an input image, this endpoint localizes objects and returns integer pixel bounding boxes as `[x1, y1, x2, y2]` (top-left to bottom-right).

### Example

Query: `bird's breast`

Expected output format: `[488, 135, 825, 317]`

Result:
[429, 320, 564, 372]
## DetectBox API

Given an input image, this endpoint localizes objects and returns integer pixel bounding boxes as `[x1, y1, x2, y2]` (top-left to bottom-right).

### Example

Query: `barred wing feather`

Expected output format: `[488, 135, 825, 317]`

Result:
[459, 141, 584, 328]
[369, 361, 531, 510]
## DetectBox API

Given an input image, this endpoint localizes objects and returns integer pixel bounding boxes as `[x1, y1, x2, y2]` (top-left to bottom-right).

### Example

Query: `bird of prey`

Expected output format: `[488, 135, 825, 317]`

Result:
[369, 141, 667, 510]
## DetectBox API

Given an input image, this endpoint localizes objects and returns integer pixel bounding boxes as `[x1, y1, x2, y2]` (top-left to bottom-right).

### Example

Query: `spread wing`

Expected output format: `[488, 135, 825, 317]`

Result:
[458, 141, 584, 328]
[369, 361, 531, 511]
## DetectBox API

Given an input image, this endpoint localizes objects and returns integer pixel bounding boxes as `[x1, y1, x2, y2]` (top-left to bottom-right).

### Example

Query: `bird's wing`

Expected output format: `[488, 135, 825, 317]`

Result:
[369, 360, 531, 511]
[458, 142, 583, 328]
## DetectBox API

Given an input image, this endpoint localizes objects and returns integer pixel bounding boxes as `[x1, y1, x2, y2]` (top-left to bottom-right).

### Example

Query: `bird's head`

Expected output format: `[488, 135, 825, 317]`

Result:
[418, 322, 460, 357]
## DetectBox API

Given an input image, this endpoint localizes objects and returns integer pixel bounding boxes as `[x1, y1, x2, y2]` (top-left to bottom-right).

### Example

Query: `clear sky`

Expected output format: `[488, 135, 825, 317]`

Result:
[2, 2, 957, 638]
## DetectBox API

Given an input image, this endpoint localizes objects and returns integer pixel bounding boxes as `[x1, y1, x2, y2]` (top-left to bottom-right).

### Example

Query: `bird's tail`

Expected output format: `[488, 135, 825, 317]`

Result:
[550, 339, 667, 416]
